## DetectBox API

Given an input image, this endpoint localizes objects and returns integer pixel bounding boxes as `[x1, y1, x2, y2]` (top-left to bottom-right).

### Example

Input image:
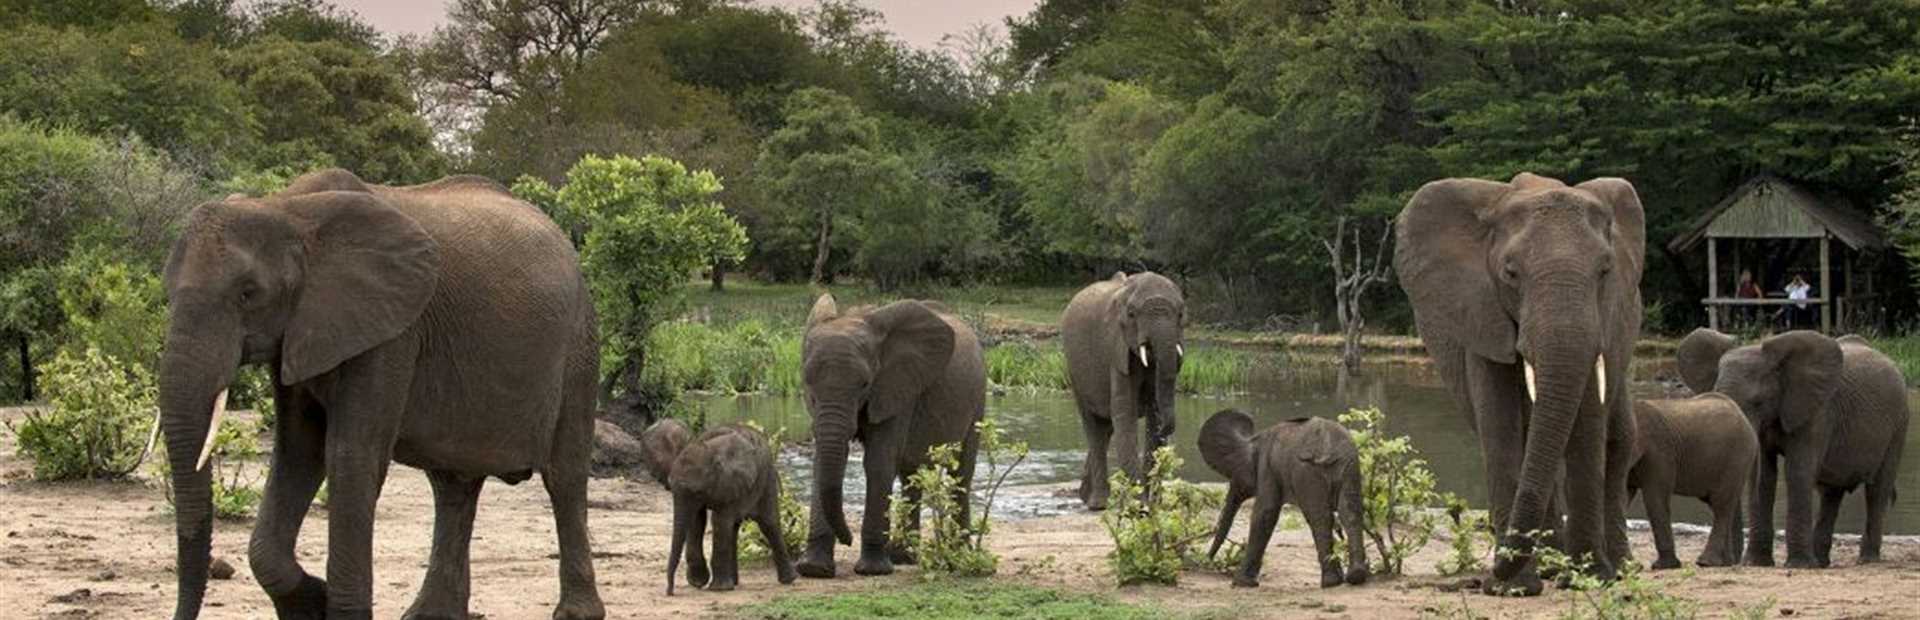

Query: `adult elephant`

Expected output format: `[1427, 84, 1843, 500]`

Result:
[1061, 271, 1185, 510]
[796, 295, 986, 578]
[158, 169, 604, 619]
[1676, 329, 1909, 568]
[1394, 173, 1643, 594]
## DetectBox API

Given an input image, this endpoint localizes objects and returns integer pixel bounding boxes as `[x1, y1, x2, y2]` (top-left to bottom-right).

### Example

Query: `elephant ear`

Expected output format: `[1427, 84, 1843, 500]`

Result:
[278, 191, 440, 385]
[807, 294, 840, 331]
[1107, 281, 1142, 375]
[1763, 330, 1844, 434]
[279, 168, 372, 196]
[1198, 409, 1256, 487]
[1393, 178, 1518, 363]
[864, 300, 956, 424]
[1574, 177, 1647, 288]
[1676, 328, 1738, 395]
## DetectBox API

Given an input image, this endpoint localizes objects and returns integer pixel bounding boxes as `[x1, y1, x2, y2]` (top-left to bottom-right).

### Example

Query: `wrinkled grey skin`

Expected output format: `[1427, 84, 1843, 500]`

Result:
[1395, 173, 1644, 595]
[643, 418, 693, 489]
[1200, 410, 1368, 589]
[1627, 395, 1757, 569]
[157, 169, 604, 620]
[1676, 329, 1909, 568]
[795, 295, 986, 579]
[1061, 271, 1185, 510]
[665, 424, 798, 595]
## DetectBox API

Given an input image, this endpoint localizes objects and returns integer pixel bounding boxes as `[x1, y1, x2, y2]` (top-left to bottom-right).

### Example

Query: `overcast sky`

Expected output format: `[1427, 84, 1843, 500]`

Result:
[327, 0, 1038, 49]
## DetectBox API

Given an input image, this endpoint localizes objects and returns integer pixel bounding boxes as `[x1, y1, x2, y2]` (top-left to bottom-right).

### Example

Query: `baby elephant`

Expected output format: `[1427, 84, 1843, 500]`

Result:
[665, 424, 797, 594]
[641, 418, 693, 488]
[1199, 409, 1368, 588]
[1628, 395, 1758, 569]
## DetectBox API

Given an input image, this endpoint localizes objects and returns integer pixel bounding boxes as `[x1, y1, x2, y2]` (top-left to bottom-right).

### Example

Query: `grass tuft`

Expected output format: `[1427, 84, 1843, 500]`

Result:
[738, 581, 1170, 620]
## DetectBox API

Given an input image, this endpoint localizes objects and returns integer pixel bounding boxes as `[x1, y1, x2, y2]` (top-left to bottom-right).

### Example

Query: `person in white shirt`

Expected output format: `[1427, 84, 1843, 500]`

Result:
[1784, 274, 1811, 327]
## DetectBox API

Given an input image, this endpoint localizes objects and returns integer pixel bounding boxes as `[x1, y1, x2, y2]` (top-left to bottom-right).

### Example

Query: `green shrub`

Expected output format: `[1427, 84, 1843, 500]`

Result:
[887, 417, 1028, 578]
[1339, 407, 1439, 576]
[152, 415, 267, 520]
[228, 365, 276, 428]
[1175, 347, 1250, 395]
[985, 341, 1068, 391]
[741, 427, 805, 561]
[1527, 539, 1724, 620]
[644, 320, 802, 396]
[1436, 492, 1492, 576]
[54, 246, 167, 374]
[1100, 447, 1224, 585]
[5, 346, 156, 480]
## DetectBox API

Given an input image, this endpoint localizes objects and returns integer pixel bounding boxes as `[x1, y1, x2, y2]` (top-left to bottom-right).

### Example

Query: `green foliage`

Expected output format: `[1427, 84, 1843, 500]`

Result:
[5, 346, 156, 480]
[1435, 493, 1492, 577]
[984, 340, 1068, 391]
[741, 426, 806, 561]
[1006, 77, 1176, 262]
[643, 320, 802, 396]
[152, 414, 266, 520]
[1339, 407, 1439, 576]
[1525, 540, 1725, 620]
[1100, 446, 1223, 585]
[222, 35, 443, 182]
[888, 417, 1028, 578]
[741, 581, 1167, 620]
[54, 247, 168, 373]
[228, 365, 276, 428]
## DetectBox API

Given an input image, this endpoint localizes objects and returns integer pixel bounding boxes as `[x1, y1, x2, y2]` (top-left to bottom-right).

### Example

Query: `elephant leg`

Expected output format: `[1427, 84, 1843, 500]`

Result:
[854, 418, 904, 576]
[403, 471, 485, 620]
[1602, 406, 1634, 568]
[250, 393, 328, 619]
[1077, 411, 1113, 510]
[1746, 453, 1778, 566]
[707, 512, 741, 591]
[1299, 489, 1342, 588]
[1781, 445, 1820, 568]
[1643, 487, 1679, 570]
[685, 506, 710, 587]
[1337, 469, 1369, 585]
[1698, 491, 1740, 567]
[1467, 360, 1525, 534]
[1561, 403, 1615, 581]
[321, 350, 414, 619]
[1860, 477, 1894, 564]
[1233, 483, 1283, 589]
[1812, 486, 1844, 568]
[888, 481, 922, 565]
[545, 367, 605, 620]
[1108, 372, 1143, 485]
[1728, 496, 1745, 566]
[756, 490, 798, 585]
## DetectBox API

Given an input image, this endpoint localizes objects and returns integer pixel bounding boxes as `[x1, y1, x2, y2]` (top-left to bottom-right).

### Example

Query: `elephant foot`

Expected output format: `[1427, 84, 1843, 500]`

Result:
[1744, 552, 1774, 567]
[402, 597, 468, 620]
[269, 574, 329, 620]
[797, 546, 836, 579]
[688, 559, 711, 587]
[1695, 552, 1735, 568]
[326, 608, 374, 620]
[1319, 571, 1344, 589]
[853, 544, 895, 576]
[887, 544, 917, 566]
[1858, 551, 1882, 564]
[776, 560, 799, 585]
[552, 598, 607, 620]
[1783, 555, 1823, 569]
[1345, 566, 1369, 586]
[1650, 556, 1681, 570]
[706, 576, 738, 592]
[1482, 565, 1543, 597]
[1231, 574, 1259, 588]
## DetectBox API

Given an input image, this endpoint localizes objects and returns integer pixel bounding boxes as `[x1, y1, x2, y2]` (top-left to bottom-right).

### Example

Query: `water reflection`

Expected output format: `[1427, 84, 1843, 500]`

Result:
[698, 361, 1919, 534]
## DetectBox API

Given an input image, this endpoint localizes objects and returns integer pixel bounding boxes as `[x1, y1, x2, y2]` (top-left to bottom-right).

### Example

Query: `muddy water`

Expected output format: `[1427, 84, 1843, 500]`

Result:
[696, 359, 1920, 535]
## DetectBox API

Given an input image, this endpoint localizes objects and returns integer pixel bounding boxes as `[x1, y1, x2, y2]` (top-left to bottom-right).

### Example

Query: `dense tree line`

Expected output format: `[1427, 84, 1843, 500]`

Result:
[7, 0, 1920, 404]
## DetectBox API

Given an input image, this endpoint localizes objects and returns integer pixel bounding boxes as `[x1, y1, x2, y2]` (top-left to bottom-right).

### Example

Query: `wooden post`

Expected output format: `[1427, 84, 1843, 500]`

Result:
[1842, 250, 1854, 331]
[1707, 237, 1720, 330]
[1819, 234, 1832, 333]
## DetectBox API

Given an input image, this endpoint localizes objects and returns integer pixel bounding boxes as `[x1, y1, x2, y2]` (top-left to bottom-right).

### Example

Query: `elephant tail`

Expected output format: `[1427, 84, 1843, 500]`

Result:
[1199, 409, 1256, 480]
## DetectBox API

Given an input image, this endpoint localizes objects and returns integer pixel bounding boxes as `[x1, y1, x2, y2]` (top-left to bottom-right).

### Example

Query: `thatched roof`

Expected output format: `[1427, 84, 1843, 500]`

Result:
[1667, 175, 1889, 254]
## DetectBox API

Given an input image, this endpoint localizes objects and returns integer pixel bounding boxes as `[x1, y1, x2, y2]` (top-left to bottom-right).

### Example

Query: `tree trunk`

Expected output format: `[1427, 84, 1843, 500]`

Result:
[710, 260, 726, 292]
[810, 211, 833, 285]
[17, 334, 31, 402]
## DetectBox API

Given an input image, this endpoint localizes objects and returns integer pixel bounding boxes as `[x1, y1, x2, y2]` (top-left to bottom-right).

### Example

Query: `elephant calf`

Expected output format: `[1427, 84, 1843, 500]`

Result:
[641, 418, 692, 489]
[665, 424, 798, 594]
[1627, 395, 1757, 569]
[1199, 409, 1368, 588]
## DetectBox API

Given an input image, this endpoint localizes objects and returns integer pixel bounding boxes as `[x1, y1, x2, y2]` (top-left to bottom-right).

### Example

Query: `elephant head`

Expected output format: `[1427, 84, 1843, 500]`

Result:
[800, 295, 954, 547]
[642, 418, 693, 489]
[158, 170, 437, 618]
[1676, 329, 1843, 435]
[1110, 272, 1186, 448]
[1394, 173, 1644, 562]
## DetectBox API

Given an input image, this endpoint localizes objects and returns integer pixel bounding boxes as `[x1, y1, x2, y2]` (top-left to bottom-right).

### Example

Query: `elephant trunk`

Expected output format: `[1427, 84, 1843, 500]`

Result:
[667, 493, 692, 595]
[158, 325, 242, 620]
[1208, 488, 1248, 559]
[1497, 274, 1600, 578]
[810, 407, 854, 546]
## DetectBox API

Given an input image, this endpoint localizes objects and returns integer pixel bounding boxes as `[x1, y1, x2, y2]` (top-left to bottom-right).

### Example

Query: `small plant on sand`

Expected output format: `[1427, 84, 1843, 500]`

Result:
[1340, 407, 1439, 575]
[888, 417, 1028, 577]
[741, 426, 805, 560]
[1527, 541, 1700, 619]
[1435, 493, 1492, 576]
[153, 415, 266, 519]
[1100, 446, 1222, 585]
[6, 346, 157, 480]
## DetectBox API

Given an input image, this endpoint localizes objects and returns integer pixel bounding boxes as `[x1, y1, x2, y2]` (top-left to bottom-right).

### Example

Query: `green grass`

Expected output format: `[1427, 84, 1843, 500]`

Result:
[644, 320, 802, 395]
[1871, 334, 1920, 384]
[684, 279, 1076, 331]
[985, 341, 1069, 391]
[737, 581, 1174, 620]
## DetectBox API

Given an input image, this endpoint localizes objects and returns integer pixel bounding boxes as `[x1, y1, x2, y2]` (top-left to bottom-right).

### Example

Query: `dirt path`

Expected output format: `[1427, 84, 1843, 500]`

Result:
[3, 408, 1917, 619]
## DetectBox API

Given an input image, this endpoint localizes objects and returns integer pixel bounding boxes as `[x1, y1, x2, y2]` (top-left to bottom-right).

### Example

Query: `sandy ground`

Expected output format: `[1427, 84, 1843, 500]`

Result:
[3, 408, 1919, 619]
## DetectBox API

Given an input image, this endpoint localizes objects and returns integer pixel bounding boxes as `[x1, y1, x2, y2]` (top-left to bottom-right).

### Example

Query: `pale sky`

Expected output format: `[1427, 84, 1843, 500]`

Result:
[325, 0, 1038, 49]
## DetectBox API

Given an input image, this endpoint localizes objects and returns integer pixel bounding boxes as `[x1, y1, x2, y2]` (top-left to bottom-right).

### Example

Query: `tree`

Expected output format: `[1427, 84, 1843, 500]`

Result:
[512, 154, 747, 422]
[223, 36, 446, 182]
[1323, 217, 1393, 372]
[757, 87, 892, 284]
[1008, 77, 1181, 268]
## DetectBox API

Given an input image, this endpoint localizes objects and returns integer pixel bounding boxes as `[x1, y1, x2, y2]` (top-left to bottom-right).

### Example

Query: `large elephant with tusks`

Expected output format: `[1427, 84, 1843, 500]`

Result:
[1061, 271, 1186, 510]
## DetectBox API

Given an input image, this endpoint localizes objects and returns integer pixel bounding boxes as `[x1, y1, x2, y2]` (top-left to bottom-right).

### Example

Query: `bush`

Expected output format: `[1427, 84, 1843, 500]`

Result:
[54, 246, 168, 374]
[1339, 407, 1440, 576]
[5, 346, 156, 480]
[152, 414, 266, 520]
[984, 340, 1068, 391]
[888, 417, 1028, 578]
[1436, 493, 1492, 576]
[1100, 446, 1225, 585]
[1523, 539, 1762, 620]
[228, 365, 276, 428]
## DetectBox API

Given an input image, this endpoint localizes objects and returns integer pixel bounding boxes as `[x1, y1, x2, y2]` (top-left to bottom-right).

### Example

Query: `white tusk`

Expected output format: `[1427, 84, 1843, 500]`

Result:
[1595, 355, 1608, 405]
[1138, 345, 1150, 367]
[142, 407, 163, 460]
[195, 389, 228, 472]
[1175, 344, 1184, 359]
[1523, 362, 1538, 403]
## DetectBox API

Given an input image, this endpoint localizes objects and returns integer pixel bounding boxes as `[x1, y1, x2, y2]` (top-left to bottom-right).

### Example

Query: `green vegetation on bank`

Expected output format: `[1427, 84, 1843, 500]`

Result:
[738, 581, 1178, 620]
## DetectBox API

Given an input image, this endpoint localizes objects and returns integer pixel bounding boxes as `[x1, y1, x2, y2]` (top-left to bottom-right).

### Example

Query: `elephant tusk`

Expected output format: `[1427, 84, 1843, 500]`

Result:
[1595, 355, 1608, 405]
[195, 389, 228, 472]
[1176, 344, 1184, 359]
[1523, 362, 1538, 403]
[142, 406, 163, 461]
[1138, 345, 1150, 367]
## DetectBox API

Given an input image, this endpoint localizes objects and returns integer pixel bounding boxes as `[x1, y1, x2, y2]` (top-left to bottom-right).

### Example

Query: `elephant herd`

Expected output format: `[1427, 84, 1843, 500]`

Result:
[151, 169, 1907, 619]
